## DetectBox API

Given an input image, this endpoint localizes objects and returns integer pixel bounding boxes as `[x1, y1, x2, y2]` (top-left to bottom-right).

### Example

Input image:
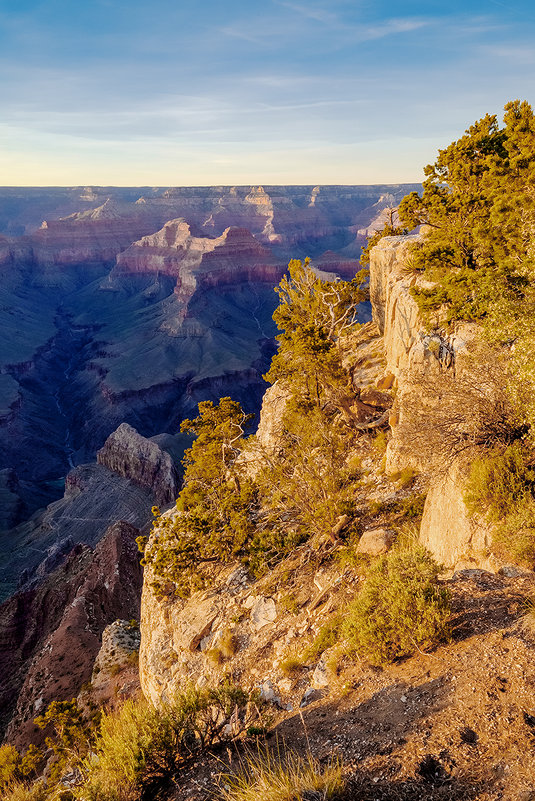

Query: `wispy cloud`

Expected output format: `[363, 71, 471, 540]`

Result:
[354, 17, 430, 41]
[272, 1, 340, 26]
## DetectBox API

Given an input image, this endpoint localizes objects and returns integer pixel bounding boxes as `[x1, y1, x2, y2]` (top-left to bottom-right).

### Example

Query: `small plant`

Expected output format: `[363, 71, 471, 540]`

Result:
[372, 430, 388, 454]
[217, 748, 345, 801]
[398, 492, 426, 519]
[390, 467, 418, 489]
[2, 781, 49, 801]
[219, 628, 239, 659]
[207, 647, 224, 666]
[279, 655, 306, 678]
[245, 726, 268, 738]
[279, 593, 300, 615]
[303, 615, 342, 662]
[341, 546, 450, 665]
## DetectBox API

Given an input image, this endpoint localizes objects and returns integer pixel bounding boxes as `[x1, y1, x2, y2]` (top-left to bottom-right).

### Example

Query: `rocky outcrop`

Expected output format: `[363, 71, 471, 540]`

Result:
[97, 423, 179, 506]
[113, 222, 285, 303]
[368, 235, 498, 571]
[0, 521, 143, 747]
[0, 422, 183, 601]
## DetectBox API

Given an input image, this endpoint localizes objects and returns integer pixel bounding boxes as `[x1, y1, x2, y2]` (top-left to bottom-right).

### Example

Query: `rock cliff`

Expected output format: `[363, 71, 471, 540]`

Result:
[0, 520, 143, 747]
[97, 422, 180, 506]
[0, 423, 181, 601]
[369, 235, 497, 571]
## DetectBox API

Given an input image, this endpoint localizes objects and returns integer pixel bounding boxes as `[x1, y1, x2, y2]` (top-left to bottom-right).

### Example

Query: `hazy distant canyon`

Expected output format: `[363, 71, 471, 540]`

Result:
[0, 183, 418, 598]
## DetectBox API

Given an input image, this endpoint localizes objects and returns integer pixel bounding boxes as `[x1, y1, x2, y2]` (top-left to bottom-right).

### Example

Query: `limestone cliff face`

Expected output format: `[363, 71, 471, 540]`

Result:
[369, 235, 496, 571]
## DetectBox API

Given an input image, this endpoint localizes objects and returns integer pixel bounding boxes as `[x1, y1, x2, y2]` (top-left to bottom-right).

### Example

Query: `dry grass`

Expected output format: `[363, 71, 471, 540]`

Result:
[218, 748, 345, 801]
[279, 654, 306, 678]
[2, 782, 48, 801]
[520, 595, 535, 636]
[219, 628, 239, 659]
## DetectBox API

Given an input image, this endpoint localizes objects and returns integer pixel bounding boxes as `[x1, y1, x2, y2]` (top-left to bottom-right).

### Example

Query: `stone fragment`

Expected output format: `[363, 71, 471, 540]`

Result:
[360, 387, 393, 407]
[300, 687, 327, 707]
[170, 597, 219, 651]
[376, 374, 395, 390]
[499, 565, 531, 578]
[251, 596, 277, 630]
[278, 679, 293, 693]
[311, 657, 330, 689]
[356, 528, 396, 556]
[259, 680, 281, 706]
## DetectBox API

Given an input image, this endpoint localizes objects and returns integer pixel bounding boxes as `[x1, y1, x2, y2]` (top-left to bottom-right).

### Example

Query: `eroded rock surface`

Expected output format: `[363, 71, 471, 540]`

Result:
[0, 521, 143, 747]
[97, 423, 180, 506]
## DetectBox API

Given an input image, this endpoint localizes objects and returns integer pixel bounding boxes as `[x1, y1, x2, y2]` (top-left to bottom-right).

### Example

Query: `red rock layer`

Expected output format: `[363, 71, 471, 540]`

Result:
[0, 521, 143, 748]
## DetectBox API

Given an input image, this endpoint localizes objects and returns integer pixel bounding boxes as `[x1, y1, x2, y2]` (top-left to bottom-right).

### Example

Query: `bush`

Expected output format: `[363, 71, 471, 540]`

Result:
[341, 546, 450, 665]
[0, 745, 41, 793]
[218, 749, 345, 801]
[78, 684, 251, 801]
[465, 441, 535, 521]
[2, 782, 48, 801]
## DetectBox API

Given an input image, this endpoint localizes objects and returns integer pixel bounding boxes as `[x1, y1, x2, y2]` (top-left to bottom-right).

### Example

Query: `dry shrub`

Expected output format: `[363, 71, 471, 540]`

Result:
[2, 783, 48, 801]
[396, 349, 528, 471]
[77, 685, 250, 801]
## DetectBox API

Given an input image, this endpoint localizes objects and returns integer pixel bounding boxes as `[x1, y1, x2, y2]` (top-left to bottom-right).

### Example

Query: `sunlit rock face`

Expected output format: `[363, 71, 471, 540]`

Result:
[369, 235, 499, 571]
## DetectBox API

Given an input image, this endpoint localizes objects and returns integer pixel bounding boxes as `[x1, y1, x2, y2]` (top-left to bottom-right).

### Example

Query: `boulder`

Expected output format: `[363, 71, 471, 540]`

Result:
[251, 596, 277, 630]
[357, 528, 396, 556]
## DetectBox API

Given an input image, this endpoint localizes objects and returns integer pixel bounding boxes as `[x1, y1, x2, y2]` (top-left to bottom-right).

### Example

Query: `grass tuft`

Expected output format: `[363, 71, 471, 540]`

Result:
[218, 748, 345, 801]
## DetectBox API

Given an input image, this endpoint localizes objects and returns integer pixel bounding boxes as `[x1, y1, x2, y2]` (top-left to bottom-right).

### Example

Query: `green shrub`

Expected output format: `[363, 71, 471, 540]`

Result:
[465, 442, 535, 522]
[35, 699, 96, 785]
[2, 781, 49, 801]
[493, 497, 535, 566]
[0, 745, 41, 793]
[78, 684, 250, 801]
[218, 749, 345, 801]
[303, 615, 342, 662]
[341, 546, 450, 665]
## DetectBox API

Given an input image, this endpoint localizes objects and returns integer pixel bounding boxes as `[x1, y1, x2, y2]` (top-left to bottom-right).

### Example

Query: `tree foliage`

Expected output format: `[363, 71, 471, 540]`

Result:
[142, 259, 372, 594]
[256, 259, 369, 547]
[265, 259, 367, 419]
[141, 398, 258, 597]
[398, 100, 535, 324]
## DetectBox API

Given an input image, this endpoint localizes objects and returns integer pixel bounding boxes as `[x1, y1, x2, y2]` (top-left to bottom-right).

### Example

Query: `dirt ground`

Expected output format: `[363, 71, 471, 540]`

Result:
[171, 568, 535, 801]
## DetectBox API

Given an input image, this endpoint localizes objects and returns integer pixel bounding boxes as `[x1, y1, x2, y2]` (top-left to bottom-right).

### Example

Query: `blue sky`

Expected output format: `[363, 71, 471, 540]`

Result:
[1, 0, 535, 185]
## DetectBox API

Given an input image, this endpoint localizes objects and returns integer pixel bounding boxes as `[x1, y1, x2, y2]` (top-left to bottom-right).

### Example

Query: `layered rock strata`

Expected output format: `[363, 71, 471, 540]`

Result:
[0, 521, 143, 747]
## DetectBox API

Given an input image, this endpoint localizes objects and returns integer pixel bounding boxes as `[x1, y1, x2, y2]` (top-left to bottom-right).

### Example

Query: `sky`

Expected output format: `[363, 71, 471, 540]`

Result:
[1, 0, 535, 186]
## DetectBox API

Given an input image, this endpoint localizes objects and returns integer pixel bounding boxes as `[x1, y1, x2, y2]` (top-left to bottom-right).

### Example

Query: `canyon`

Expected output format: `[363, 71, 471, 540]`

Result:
[0, 185, 414, 742]
[0, 184, 416, 564]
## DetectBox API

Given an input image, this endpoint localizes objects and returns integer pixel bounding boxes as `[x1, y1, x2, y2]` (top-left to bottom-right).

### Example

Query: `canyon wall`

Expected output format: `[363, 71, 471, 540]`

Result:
[369, 236, 497, 571]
